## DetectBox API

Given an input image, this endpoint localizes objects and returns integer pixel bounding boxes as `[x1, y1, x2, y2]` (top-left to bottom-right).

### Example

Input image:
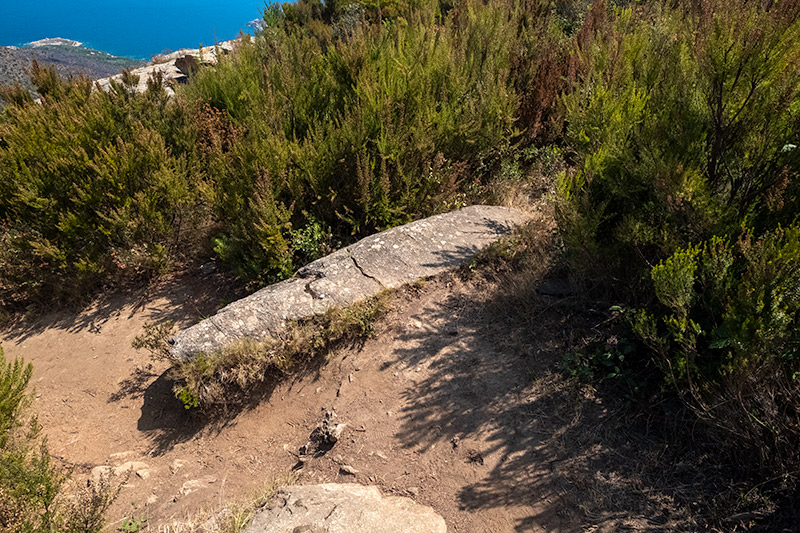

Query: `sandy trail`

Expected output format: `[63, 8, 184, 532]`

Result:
[2, 271, 689, 532]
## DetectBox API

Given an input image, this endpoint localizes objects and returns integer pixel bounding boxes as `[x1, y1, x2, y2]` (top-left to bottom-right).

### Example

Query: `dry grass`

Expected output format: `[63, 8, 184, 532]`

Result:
[142, 472, 300, 533]
[165, 291, 393, 409]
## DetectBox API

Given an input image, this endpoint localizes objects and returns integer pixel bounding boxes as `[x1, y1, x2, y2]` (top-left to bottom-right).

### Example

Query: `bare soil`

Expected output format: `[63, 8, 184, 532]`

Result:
[1, 267, 705, 532]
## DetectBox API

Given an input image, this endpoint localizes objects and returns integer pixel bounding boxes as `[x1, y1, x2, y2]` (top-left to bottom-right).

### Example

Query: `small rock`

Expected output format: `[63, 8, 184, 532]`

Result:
[175, 54, 200, 76]
[136, 469, 150, 480]
[108, 451, 136, 461]
[536, 278, 573, 297]
[466, 450, 485, 466]
[146, 494, 158, 505]
[300, 410, 345, 457]
[339, 465, 358, 476]
[113, 461, 149, 476]
[91, 465, 112, 483]
[200, 262, 217, 275]
[169, 459, 187, 474]
[180, 476, 217, 495]
[407, 486, 420, 496]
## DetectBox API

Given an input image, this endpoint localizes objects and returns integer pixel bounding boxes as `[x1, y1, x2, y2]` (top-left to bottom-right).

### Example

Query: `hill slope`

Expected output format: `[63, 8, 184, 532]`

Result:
[0, 44, 143, 91]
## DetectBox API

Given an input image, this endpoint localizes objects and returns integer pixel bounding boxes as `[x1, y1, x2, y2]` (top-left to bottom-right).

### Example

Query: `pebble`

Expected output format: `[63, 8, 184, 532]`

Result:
[169, 458, 187, 474]
[113, 461, 149, 476]
[90, 465, 112, 483]
[340, 465, 359, 476]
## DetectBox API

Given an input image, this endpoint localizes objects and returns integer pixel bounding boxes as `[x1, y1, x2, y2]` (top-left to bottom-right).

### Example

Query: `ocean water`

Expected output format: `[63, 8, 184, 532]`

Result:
[1, 0, 266, 59]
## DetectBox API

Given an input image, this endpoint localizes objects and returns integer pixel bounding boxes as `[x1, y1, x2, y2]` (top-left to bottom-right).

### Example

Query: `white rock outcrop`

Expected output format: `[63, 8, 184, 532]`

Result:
[244, 484, 447, 533]
[94, 41, 235, 96]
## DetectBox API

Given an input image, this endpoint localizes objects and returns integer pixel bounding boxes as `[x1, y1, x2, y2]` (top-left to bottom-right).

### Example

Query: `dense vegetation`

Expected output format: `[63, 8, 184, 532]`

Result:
[2, 0, 800, 526]
[559, 0, 800, 484]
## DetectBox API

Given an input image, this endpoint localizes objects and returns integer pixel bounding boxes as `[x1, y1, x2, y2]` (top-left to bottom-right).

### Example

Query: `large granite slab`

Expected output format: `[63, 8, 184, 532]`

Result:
[170, 205, 529, 361]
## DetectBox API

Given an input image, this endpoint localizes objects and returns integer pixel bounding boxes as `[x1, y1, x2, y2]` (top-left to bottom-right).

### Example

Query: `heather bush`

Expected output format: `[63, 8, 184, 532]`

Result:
[185, 0, 521, 281]
[0, 67, 207, 307]
[0, 0, 571, 301]
[559, 0, 800, 289]
[634, 226, 800, 475]
[557, 0, 800, 481]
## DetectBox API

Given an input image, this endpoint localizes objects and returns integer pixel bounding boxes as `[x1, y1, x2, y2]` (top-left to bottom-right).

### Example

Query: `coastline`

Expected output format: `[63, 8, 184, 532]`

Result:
[0, 42, 144, 92]
[26, 37, 83, 48]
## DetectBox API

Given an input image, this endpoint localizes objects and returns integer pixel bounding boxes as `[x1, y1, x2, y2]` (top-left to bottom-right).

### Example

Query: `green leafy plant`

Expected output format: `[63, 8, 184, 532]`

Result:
[118, 516, 148, 532]
[131, 321, 176, 361]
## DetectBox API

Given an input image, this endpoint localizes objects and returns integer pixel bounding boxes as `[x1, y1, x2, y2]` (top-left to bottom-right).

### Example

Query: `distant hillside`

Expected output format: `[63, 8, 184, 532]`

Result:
[0, 44, 144, 91]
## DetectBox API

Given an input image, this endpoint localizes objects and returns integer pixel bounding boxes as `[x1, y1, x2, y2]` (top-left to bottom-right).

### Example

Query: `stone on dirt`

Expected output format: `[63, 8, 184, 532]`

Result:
[300, 409, 345, 457]
[90, 465, 112, 483]
[170, 205, 530, 362]
[113, 461, 149, 476]
[243, 484, 447, 533]
[179, 476, 218, 495]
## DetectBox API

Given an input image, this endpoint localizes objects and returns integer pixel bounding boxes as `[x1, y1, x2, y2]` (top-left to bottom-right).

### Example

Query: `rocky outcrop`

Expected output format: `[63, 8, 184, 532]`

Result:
[94, 41, 235, 96]
[243, 484, 447, 533]
[170, 205, 529, 361]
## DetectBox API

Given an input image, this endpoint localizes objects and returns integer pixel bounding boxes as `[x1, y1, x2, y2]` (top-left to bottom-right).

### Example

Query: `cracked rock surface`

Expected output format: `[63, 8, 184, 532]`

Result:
[242, 483, 446, 533]
[170, 205, 529, 361]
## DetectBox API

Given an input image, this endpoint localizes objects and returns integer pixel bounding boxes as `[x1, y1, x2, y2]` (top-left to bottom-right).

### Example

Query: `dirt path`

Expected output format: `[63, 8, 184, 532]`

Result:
[1, 270, 696, 532]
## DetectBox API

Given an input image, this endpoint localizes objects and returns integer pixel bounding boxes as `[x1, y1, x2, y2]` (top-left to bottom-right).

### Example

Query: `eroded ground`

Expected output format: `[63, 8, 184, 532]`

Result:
[2, 268, 701, 532]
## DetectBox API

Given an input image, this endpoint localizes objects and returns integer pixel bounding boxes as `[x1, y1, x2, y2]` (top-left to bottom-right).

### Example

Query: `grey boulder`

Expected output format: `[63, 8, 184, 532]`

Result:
[243, 484, 446, 533]
[170, 205, 530, 361]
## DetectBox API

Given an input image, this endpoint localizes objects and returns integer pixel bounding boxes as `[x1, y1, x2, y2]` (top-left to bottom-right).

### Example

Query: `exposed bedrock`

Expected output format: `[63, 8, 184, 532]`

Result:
[243, 483, 447, 533]
[170, 205, 530, 362]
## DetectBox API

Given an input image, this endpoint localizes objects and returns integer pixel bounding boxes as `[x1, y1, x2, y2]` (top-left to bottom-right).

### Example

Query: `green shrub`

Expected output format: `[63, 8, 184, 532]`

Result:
[0, 67, 207, 307]
[183, 0, 521, 282]
[555, 0, 800, 482]
[558, 0, 800, 288]
[0, 346, 61, 530]
[634, 226, 800, 475]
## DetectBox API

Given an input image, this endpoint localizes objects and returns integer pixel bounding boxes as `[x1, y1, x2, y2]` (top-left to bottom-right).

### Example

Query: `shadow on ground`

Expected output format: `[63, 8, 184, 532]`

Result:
[2, 268, 245, 343]
[133, 336, 370, 456]
[384, 272, 711, 531]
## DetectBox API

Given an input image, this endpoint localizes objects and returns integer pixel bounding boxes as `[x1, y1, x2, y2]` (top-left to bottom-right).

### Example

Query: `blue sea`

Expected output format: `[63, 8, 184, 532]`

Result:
[1, 0, 266, 59]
